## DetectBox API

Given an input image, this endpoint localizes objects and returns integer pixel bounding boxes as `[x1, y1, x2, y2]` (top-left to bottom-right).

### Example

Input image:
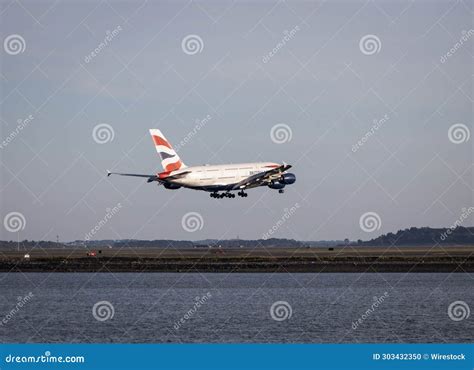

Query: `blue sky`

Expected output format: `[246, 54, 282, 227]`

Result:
[0, 0, 472, 242]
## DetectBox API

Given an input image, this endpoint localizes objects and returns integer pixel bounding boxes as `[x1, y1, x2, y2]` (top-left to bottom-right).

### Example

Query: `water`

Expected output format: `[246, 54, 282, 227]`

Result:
[0, 273, 472, 343]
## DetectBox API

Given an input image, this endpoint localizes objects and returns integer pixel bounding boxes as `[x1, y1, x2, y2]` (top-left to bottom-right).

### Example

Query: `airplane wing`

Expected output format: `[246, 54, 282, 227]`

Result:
[107, 170, 157, 183]
[231, 164, 292, 190]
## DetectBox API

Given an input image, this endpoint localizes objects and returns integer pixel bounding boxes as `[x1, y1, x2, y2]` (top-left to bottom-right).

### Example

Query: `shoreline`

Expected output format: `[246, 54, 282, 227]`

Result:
[1, 246, 473, 273]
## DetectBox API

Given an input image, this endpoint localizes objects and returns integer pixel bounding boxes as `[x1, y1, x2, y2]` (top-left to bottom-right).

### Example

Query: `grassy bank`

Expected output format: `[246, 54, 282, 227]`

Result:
[1, 246, 473, 273]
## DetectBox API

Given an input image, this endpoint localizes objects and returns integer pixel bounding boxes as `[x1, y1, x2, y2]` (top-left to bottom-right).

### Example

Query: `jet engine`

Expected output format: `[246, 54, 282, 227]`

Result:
[163, 182, 181, 190]
[268, 182, 286, 190]
[279, 173, 296, 185]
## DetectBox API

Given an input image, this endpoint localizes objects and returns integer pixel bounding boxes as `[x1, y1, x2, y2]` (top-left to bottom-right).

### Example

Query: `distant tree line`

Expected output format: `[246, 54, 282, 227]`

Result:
[358, 226, 474, 246]
[1, 227, 473, 250]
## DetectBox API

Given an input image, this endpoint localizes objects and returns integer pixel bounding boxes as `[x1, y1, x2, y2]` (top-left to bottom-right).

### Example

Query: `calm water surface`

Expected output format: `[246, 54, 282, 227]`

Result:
[0, 273, 472, 343]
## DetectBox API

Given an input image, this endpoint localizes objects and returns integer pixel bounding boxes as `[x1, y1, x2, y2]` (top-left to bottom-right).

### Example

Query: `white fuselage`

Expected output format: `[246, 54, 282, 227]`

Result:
[170, 162, 280, 189]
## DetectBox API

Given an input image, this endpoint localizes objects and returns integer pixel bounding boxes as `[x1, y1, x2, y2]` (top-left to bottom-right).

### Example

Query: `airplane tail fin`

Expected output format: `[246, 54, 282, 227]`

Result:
[149, 129, 187, 172]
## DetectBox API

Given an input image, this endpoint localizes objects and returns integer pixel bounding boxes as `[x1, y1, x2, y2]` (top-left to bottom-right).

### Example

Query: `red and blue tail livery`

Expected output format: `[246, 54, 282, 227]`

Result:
[149, 129, 187, 172]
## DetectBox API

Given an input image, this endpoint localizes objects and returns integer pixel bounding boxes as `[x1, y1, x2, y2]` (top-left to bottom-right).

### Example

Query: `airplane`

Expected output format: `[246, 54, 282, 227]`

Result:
[107, 129, 296, 199]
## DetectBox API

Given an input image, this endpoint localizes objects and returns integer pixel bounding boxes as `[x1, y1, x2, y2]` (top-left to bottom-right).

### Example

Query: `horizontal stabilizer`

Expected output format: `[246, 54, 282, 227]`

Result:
[107, 170, 157, 183]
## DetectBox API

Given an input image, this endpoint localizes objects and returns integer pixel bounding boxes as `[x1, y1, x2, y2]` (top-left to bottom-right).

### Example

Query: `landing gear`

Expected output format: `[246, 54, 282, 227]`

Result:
[278, 189, 284, 194]
[210, 192, 236, 198]
[238, 191, 248, 197]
